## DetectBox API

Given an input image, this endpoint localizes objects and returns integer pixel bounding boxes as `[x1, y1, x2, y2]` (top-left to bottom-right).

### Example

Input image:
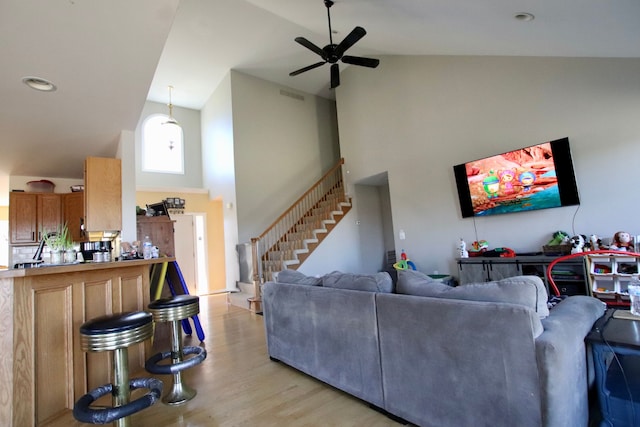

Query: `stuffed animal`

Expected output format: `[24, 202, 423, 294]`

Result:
[610, 231, 634, 251]
[569, 234, 587, 254]
[588, 234, 603, 251]
[547, 231, 570, 246]
[458, 238, 469, 258]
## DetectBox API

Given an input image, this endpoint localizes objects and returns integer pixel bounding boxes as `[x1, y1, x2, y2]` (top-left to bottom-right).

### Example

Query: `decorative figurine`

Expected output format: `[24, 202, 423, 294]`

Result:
[458, 238, 469, 258]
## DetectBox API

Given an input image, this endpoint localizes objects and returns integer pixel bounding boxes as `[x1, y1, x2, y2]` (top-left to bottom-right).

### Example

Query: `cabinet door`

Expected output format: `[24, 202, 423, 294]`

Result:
[64, 192, 85, 242]
[85, 157, 122, 232]
[38, 193, 62, 239]
[136, 217, 175, 257]
[487, 261, 521, 281]
[458, 261, 488, 284]
[9, 192, 37, 243]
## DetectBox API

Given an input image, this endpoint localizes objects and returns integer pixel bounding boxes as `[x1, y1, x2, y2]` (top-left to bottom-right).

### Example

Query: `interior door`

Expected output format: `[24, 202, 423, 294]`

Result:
[173, 214, 197, 294]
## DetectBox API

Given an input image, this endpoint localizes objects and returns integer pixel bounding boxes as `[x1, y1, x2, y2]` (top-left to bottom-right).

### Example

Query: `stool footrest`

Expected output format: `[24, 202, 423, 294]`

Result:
[73, 377, 163, 424]
[145, 346, 207, 375]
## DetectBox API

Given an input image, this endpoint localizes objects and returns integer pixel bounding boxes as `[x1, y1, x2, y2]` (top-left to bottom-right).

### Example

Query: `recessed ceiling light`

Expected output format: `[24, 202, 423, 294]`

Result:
[514, 12, 535, 22]
[22, 76, 57, 92]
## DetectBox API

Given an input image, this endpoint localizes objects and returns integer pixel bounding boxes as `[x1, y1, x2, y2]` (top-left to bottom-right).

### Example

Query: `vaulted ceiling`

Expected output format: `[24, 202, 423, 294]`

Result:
[2, 0, 639, 178]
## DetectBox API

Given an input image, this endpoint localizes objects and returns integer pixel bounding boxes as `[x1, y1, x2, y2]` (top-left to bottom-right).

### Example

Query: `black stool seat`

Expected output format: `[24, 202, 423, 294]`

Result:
[148, 295, 200, 323]
[148, 294, 199, 309]
[80, 311, 153, 335]
[80, 311, 154, 352]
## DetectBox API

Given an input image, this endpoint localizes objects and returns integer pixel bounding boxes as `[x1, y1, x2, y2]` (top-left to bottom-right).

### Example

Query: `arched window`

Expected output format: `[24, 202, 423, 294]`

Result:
[142, 114, 184, 174]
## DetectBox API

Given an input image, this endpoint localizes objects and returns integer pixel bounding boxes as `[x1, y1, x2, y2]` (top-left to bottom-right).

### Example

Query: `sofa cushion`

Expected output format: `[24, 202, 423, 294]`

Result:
[400, 275, 549, 319]
[395, 269, 451, 295]
[322, 271, 393, 293]
[276, 269, 323, 286]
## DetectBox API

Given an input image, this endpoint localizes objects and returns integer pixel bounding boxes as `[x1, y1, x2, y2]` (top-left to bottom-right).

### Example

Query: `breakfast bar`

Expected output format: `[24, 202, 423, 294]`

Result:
[0, 258, 173, 426]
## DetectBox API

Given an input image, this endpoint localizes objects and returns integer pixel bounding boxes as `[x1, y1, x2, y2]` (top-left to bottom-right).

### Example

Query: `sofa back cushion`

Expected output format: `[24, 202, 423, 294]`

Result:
[395, 269, 451, 295]
[323, 271, 393, 293]
[276, 269, 323, 286]
[397, 272, 549, 319]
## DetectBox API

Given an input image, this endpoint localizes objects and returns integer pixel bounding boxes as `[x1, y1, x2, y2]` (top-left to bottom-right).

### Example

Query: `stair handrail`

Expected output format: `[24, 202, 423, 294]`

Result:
[251, 158, 346, 284]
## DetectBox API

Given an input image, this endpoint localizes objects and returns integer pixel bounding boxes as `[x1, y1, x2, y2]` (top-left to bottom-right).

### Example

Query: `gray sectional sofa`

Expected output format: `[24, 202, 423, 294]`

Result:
[262, 269, 606, 427]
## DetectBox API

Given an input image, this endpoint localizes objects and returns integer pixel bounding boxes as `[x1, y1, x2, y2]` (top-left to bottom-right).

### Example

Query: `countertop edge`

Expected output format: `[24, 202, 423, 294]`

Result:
[0, 257, 176, 279]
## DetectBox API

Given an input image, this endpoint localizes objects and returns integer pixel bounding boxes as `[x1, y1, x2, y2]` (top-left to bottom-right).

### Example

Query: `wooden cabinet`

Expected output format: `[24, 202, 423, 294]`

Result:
[0, 261, 156, 426]
[84, 157, 122, 232]
[63, 192, 85, 242]
[457, 255, 589, 297]
[136, 216, 175, 256]
[9, 192, 62, 244]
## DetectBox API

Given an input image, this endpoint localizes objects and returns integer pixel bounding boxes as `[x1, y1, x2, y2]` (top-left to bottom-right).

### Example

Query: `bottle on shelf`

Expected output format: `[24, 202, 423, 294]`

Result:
[142, 235, 153, 260]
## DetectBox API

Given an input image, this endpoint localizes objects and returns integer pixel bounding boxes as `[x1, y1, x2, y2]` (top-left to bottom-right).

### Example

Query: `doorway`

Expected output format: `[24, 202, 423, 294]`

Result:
[173, 213, 209, 295]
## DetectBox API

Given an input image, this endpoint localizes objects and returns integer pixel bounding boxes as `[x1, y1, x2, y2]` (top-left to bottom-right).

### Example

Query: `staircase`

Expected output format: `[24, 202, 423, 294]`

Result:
[235, 159, 351, 311]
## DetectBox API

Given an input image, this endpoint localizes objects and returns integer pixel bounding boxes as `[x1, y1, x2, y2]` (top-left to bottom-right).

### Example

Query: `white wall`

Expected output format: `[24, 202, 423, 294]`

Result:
[135, 101, 202, 189]
[336, 56, 640, 278]
[201, 72, 239, 291]
[229, 71, 340, 243]
[117, 130, 137, 242]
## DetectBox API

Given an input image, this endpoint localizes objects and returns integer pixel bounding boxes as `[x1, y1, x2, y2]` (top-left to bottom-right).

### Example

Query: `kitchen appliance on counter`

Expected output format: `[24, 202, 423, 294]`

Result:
[80, 241, 112, 262]
[14, 260, 44, 269]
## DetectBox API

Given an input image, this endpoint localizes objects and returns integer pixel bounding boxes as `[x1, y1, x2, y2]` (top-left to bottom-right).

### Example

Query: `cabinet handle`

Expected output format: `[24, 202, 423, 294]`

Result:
[32, 232, 35, 241]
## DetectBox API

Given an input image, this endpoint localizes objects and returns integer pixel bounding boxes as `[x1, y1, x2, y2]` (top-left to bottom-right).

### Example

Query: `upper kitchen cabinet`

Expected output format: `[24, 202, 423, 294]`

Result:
[63, 192, 85, 242]
[84, 157, 122, 232]
[9, 192, 62, 244]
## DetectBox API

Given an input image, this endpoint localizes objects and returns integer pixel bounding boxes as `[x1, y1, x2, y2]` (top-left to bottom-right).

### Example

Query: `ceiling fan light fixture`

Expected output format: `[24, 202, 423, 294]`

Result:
[289, 0, 379, 89]
[22, 76, 57, 92]
[162, 85, 180, 128]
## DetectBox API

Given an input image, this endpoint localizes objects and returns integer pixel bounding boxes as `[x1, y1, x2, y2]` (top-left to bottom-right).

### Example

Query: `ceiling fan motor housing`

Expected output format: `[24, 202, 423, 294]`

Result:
[289, 0, 379, 88]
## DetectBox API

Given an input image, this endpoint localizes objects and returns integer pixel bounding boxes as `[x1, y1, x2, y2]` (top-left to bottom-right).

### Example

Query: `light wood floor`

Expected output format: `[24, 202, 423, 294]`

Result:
[48, 294, 404, 426]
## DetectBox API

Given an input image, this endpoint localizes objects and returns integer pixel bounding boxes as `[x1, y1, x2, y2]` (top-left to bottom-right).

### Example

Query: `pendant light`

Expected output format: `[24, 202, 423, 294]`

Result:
[162, 85, 181, 150]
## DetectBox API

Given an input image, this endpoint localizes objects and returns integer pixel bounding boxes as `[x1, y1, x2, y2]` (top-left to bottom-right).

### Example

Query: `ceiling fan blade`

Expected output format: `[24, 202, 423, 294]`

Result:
[333, 26, 366, 58]
[341, 55, 380, 68]
[294, 37, 326, 59]
[330, 63, 340, 89]
[289, 61, 326, 77]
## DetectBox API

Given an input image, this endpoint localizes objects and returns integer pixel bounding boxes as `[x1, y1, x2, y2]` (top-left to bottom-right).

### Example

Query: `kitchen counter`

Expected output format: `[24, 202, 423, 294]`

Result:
[0, 257, 172, 278]
[0, 257, 174, 426]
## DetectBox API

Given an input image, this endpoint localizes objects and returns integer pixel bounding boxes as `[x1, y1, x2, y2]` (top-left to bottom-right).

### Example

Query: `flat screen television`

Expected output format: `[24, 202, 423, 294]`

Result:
[453, 137, 580, 218]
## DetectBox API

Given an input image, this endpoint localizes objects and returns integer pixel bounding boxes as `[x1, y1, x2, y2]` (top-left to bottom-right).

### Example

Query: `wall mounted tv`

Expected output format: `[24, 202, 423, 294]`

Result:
[453, 137, 580, 218]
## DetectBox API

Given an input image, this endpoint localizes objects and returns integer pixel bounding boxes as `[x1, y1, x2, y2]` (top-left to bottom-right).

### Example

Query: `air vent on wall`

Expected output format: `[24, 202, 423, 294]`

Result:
[279, 89, 305, 101]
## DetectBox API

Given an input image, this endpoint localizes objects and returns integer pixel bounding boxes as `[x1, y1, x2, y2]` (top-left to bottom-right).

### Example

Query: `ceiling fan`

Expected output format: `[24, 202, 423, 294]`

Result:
[289, 0, 380, 89]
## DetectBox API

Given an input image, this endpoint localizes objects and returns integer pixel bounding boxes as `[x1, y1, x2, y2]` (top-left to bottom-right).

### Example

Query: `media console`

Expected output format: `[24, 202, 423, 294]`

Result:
[457, 255, 589, 298]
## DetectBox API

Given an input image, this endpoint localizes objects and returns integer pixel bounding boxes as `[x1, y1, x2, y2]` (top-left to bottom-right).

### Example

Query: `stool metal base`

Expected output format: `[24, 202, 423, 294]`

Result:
[147, 296, 206, 405]
[163, 377, 197, 405]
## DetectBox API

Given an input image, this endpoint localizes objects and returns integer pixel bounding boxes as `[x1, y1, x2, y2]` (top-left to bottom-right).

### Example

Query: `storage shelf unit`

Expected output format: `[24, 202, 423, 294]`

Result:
[457, 255, 589, 298]
[587, 255, 639, 306]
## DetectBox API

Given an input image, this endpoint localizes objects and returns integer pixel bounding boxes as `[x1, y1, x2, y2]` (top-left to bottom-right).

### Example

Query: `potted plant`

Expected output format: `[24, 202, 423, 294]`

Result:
[42, 224, 73, 264]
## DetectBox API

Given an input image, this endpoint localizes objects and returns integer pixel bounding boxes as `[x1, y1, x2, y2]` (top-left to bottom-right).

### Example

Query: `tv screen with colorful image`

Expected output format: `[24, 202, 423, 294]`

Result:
[453, 137, 580, 218]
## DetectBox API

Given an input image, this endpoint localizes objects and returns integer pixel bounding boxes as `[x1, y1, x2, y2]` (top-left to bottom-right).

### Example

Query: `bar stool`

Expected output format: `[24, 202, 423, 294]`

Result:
[73, 311, 163, 427]
[145, 294, 207, 405]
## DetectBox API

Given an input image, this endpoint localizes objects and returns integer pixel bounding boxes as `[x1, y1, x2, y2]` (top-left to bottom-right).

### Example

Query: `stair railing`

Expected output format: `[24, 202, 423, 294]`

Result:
[251, 158, 346, 284]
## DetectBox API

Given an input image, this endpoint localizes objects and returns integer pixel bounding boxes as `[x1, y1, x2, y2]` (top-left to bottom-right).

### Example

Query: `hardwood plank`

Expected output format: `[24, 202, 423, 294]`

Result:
[45, 294, 404, 426]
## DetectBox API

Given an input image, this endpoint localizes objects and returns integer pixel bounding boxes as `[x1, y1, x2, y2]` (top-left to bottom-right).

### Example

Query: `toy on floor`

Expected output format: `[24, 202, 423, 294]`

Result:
[610, 231, 633, 251]
[458, 238, 469, 258]
[394, 249, 416, 270]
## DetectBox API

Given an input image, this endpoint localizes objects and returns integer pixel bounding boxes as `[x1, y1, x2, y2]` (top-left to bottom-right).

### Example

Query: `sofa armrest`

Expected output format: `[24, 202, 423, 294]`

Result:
[535, 296, 606, 427]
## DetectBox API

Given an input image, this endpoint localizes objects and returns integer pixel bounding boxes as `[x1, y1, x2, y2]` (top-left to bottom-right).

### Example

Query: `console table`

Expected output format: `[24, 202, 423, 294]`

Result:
[586, 309, 640, 427]
[457, 255, 589, 297]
